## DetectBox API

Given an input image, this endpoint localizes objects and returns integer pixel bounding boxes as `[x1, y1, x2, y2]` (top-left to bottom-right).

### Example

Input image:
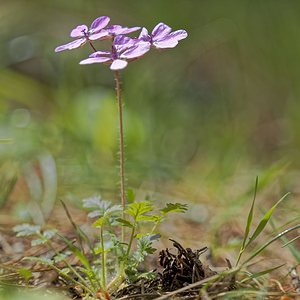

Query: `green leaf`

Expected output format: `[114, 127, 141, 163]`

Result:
[136, 271, 156, 281]
[260, 206, 300, 264]
[13, 224, 41, 237]
[18, 268, 33, 281]
[60, 200, 95, 255]
[92, 218, 105, 228]
[127, 188, 136, 203]
[242, 224, 300, 266]
[94, 246, 103, 254]
[23, 257, 53, 265]
[83, 196, 113, 219]
[125, 201, 155, 220]
[58, 233, 92, 271]
[245, 192, 289, 248]
[159, 203, 188, 215]
[135, 233, 161, 240]
[92, 205, 122, 228]
[76, 266, 94, 279]
[43, 229, 57, 239]
[136, 215, 157, 222]
[115, 218, 134, 228]
[94, 239, 114, 254]
[82, 196, 111, 210]
[60, 268, 70, 275]
[92, 205, 122, 227]
[133, 234, 159, 263]
[0, 138, 13, 144]
[31, 238, 47, 246]
[54, 252, 71, 263]
[282, 234, 300, 248]
[54, 254, 65, 263]
[242, 177, 258, 250]
[240, 264, 285, 283]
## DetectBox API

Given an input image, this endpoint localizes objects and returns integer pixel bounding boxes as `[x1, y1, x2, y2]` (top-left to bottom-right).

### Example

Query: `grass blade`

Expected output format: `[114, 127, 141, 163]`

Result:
[57, 233, 92, 271]
[260, 205, 300, 263]
[282, 234, 300, 248]
[243, 177, 258, 249]
[235, 177, 258, 267]
[60, 199, 95, 255]
[245, 192, 289, 248]
[242, 224, 300, 266]
[240, 264, 285, 283]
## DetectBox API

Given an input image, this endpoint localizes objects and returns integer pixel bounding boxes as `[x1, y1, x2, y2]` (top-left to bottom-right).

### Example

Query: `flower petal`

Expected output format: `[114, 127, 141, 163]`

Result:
[79, 57, 111, 65]
[151, 22, 172, 40]
[152, 30, 187, 49]
[121, 41, 150, 59]
[70, 25, 88, 37]
[113, 35, 135, 53]
[119, 26, 141, 35]
[89, 16, 110, 33]
[89, 30, 109, 40]
[169, 29, 188, 41]
[106, 25, 140, 37]
[110, 59, 128, 70]
[89, 51, 111, 58]
[106, 25, 123, 35]
[138, 27, 149, 41]
[153, 39, 178, 49]
[55, 38, 86, 52]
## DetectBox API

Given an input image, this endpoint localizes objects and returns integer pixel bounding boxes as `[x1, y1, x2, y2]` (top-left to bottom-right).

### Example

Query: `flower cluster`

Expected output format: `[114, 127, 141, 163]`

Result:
[55, 16, 187, 70]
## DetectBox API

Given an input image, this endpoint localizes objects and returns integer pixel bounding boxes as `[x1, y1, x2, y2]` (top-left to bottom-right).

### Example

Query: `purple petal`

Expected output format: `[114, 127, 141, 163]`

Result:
[106, 25, 140, 36]
[153, 39, 178, 49]
[119, 26, 141, 35]
[107, 25, 141, 36]
[89, 51, 111, 58]
[153, 30, 187, 49]
[151, 22, 172, 39]
[152, 34, 179, 49]
[89, 30, 109, 40]
[55, 38, 86, 52]
[70, 25, 88, 37]
[113, 35, 136, 53]
[79, 57, 111, 65]
[121, 41, 150, 59]
[169, 30, 188, 41]
[89, 16, 110, 33]
[110, 59, 128, 70]
[107, 25, 123, 34]
[113, 35, 135, 46]
[138, 27, 149, 41]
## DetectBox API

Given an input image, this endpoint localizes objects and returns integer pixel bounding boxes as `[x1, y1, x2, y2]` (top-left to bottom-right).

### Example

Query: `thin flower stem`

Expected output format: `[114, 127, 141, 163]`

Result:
[89, 41, 97, 52]
[115, 70, 126, 243]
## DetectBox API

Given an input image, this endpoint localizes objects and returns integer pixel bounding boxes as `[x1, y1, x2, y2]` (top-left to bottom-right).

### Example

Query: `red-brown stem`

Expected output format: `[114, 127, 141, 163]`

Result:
[115, 70, 126, 242]
[89, 41, 97, 52]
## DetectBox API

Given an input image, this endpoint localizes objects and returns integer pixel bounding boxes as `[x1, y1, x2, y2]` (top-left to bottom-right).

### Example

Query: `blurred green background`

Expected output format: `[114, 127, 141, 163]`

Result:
[1, 0, 300, 239]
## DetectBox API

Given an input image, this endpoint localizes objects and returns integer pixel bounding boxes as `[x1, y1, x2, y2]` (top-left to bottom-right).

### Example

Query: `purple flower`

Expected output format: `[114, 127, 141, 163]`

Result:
[102, 25, 141, 39]
[79, 35, 150, 70]
[138, 22, 187, 49]
[55, 16, 110, 52]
